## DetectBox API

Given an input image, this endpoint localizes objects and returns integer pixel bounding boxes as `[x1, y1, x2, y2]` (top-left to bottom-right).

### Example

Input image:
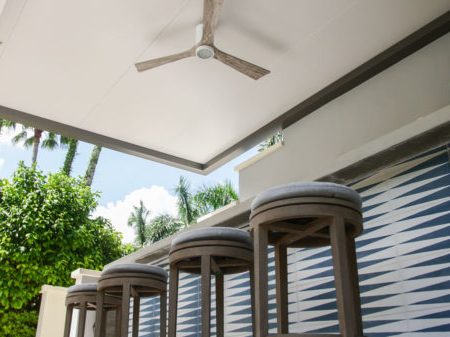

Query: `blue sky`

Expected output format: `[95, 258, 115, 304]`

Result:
[0, 130, 258, 242]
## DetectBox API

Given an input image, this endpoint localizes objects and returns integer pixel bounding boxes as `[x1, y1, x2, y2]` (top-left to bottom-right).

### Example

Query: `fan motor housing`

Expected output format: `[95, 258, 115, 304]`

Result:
[196, 45, 215, 59]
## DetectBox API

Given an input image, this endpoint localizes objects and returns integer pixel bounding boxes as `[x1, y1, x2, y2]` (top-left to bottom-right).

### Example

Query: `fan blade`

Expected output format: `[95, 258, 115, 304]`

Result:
[135, 49, 195, 72]
[202, 0, 224, 44]
[214, 48, 270, 80]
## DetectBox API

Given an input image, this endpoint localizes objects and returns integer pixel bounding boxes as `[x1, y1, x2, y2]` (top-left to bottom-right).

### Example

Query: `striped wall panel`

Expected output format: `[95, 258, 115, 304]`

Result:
[137, 144, 450, 337]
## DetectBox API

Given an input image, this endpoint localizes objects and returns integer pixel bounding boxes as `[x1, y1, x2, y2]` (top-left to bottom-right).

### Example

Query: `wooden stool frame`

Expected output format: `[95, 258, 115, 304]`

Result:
[250, 197, 364, 337]
[168, 239, 255, 337]
[94, 272, 167, 337]
[64, 289, 121, 337]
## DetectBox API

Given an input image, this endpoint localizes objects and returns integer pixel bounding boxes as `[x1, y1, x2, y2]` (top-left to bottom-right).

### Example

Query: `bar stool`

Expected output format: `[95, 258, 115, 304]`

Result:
[250, 182, 364, 337]
[94, 264, 168, 337]
[64, 283, 120, 337]
[168, 227, 255, 337]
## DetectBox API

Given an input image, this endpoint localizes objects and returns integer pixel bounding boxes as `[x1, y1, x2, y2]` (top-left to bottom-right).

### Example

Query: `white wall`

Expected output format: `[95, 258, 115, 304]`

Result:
[239, 33, 450, 200]
[35, 286, 67, 337]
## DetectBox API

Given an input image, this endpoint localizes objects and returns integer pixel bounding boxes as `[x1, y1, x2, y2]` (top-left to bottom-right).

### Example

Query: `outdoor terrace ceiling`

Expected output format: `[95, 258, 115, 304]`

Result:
[0, 0, 449, 173]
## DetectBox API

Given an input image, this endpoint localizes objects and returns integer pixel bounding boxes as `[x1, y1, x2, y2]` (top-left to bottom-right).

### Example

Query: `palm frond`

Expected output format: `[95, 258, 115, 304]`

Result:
[12, 128, 34, 148]
[41, 132, 59, 149]
[127, 200, 150, 246]
[193, 180, 238, 216]
[175, 176, 198, 226]
[0, 119, 16, 134]
[59, 135, 72, 148]
[145, 214, 182, 244]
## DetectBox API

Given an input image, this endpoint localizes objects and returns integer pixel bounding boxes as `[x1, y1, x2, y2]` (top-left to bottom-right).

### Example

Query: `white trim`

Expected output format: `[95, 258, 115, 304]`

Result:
[234, 142, 284, 172]
[40, 284, 67, 294]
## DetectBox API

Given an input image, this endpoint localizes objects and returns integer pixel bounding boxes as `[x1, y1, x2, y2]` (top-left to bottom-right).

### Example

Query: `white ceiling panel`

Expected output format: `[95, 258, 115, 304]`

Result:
[0, 0, 449, 170]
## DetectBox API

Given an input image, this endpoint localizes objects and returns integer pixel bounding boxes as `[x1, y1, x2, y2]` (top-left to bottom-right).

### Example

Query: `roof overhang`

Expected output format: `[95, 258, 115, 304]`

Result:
[0, 1, 449, 174]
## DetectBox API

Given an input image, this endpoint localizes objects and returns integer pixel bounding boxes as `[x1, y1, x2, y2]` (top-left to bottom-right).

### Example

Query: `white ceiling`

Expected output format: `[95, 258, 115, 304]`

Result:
[0, 0, 449, 167]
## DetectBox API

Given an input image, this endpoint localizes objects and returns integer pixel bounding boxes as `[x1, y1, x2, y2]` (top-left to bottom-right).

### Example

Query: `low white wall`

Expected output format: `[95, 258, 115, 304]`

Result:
[35, 285, 67, 337]
[238, 33, 450, 200]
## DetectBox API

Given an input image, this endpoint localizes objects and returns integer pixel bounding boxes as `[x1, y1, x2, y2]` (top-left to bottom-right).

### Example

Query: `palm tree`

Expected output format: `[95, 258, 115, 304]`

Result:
[133, 179, 239, 245]
[258, 131, 284, 152]
[61, 138, 79, 176]
[145, 214, 183, 244]
[127, 200, 150, 246]
[84, 145, 102, 186]
[12, 126, 60, 163]
[175, 176, 198, 226]
[193, 180, 238, 215]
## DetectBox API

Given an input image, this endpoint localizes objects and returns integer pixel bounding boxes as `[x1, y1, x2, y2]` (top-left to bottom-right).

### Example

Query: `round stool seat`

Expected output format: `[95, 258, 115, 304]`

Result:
[96, 263, 168, 337]
[168, 226, 255, 337]
[67, 283, 97, 294]
[250, 181, 364, 336]
[171, 227, 253, 250]
[251, 181, 362, 212]
[102, 263, 168, 281]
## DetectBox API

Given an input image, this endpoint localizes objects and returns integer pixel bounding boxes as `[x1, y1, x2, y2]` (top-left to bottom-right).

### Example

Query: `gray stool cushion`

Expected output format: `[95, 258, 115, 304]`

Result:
[102, 263, 168, 281]
[251, 182, 362, 211]
[67, 283, 97, 294]
[171, 227, 253, 249]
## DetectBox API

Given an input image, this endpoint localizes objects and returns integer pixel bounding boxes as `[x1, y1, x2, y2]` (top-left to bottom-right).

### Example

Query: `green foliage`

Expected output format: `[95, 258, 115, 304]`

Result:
[176, 177, 238, 226]
[193, 181, 238, 215]
[0, 163, 127, 335]
[128, 200, 150, 246]
[258, 131, 284, 152]
[145, 214, 183, 244]
[0, 310, 38, 337]
[120, 243, 137, 256]
[0, 119, 16, 134]
[175, 176, 199, 226]
[61, 138, 79, 176]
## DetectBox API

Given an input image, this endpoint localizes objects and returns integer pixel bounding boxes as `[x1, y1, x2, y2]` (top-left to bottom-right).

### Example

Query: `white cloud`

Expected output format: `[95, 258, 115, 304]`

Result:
[0, 158, 4, 171]
[93, 186, 178, 244]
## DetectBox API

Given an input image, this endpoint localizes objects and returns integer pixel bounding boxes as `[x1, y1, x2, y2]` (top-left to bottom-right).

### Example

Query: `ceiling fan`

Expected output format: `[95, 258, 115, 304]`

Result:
[135, 0, 270, 80]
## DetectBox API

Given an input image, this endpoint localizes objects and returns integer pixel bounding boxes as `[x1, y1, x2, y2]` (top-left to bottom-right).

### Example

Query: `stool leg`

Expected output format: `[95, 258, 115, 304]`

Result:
[132, 291, 140, 337]
[275, 244, 289, 334]
[330, 216, 363, 337]
[77, 302, 87, 337]
[95, 291, 105, 337]
[160, 290, 167, 337]
[121, 282, 131, 337]
[249, 268, 256, 337]
[254, 225, 269, 337]
[115, 306, 121, 337]
[168, 265, 179, 337]
[100, 309, 108, 337]
[63, 304, 74, 337]
[201, 255, 212, 337]
[348, 236, 363, 325]
[215, 272, 224, 337]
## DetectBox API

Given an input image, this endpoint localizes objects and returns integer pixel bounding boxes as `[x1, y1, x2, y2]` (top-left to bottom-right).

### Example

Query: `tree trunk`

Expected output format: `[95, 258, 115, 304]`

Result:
[85, 145, 102, 186]
[62, 139, 78, 176]
[31, 129, 43, 164]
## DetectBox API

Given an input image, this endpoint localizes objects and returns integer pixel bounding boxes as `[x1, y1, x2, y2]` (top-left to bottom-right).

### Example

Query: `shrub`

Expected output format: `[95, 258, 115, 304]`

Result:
[0, 163, 128, 336]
